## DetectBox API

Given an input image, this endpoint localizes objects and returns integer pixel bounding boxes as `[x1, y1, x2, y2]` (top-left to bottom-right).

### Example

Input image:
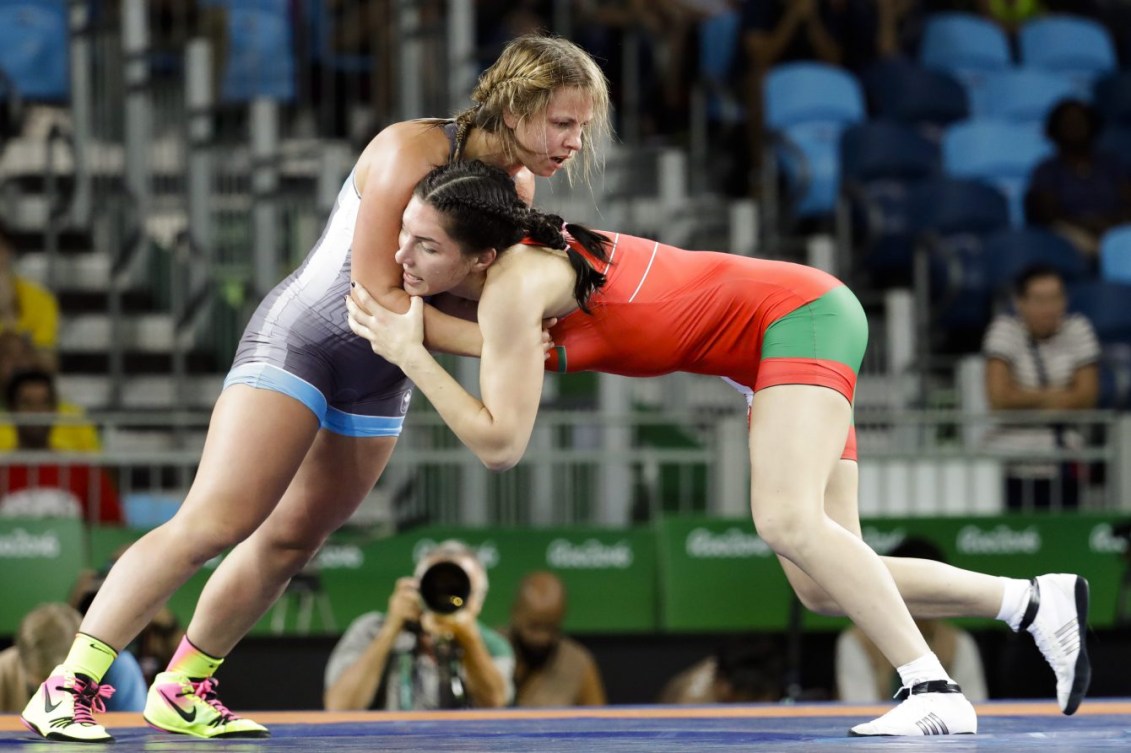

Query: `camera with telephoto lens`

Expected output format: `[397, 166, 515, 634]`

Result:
[418, 559, 473, 615]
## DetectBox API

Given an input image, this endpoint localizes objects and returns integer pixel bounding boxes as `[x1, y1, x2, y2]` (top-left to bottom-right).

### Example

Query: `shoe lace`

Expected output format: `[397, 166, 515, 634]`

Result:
[192, 678, 237, 723]
[70, 678, 116, 726]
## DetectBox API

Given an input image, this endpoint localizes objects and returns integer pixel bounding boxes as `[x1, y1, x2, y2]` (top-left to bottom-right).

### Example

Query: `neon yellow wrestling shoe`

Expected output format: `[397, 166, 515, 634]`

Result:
[20, 665, 115, 743]
[143, 672, 269, 738]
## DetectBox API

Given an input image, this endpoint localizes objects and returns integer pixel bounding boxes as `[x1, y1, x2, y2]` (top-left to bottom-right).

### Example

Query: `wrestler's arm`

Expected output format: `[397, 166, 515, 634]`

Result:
[346, 264, 549, 470]
[351, 124, 484, 357]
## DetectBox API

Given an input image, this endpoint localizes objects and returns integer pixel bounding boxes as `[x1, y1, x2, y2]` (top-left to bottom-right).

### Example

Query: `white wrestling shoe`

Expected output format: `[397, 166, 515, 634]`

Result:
[1020, 573, 1091, 715]
[849, 681, 976, 737]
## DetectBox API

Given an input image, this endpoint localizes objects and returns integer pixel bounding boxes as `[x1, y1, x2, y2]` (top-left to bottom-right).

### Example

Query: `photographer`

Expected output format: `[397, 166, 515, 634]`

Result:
[323, 541, 514, 710]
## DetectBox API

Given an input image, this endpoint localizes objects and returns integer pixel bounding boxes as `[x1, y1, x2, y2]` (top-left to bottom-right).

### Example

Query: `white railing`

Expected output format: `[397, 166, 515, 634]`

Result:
[1, 408, 1127, 530]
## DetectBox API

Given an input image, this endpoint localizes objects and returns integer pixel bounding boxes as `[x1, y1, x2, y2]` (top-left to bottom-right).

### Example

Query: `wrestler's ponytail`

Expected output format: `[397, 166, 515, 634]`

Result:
[523, 211, 609, 313]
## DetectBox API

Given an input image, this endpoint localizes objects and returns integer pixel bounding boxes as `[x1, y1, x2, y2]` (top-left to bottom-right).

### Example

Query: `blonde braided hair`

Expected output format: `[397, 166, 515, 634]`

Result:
[451, 34, 611, 182]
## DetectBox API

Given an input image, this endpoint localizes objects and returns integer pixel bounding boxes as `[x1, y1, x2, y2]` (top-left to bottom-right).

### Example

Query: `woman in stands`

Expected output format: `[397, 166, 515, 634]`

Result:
[21, 35, 610, 743]
[346, 159, 1091, 737]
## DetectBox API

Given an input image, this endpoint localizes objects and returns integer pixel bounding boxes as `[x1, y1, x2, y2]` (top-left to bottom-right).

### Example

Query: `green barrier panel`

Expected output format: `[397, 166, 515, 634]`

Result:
[78, 525, 659, 636]
[0, 519, 86, 634]
[7, 515, 1125, 638]
[656, 514, 1130, 632]
[314, 526, 658, 634]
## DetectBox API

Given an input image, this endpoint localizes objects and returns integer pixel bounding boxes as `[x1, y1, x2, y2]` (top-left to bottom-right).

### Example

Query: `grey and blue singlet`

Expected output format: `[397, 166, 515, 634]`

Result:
[223, 122, 462, 437]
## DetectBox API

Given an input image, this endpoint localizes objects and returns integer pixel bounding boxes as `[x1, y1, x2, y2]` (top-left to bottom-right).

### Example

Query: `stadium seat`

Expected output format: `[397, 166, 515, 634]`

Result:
[1099, 224, 1131, 284]
[1097, 343, 1131, 409]
[860, 58, 968, 139]
[860, 176, 1008, 292]
[942, 120, 1053, 225]
[206, 0, 296, 103]
[970, 69, 1081, 127]
[303, 0, 371, 75]
[1018, 15, 1116, 93]
[0, 0, 69, 102]
[840, 120, 940, 183]
[1093, 71, 1131, 127]
[764, 62, 865, 218]
[840, 121, 939, 284]
[982, 227, 1089, 298]
[912, 178, 1012, 341]
[1097, 125, 1131, 171]
[920, 13, 1011, 98]
[698, 8, 743, 124]
[1068, 279, 1131, 344]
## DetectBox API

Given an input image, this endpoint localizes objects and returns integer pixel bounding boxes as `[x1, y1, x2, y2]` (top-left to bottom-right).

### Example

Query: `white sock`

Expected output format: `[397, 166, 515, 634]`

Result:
[896, 652, 952, 690]
[995, 577, 1033, 632]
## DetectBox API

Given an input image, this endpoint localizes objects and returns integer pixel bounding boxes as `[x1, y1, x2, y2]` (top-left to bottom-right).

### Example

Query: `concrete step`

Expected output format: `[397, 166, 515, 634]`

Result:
[60, 313, 175, 353]
[16, 252, 110, 291]
[59, 373, 223, 411]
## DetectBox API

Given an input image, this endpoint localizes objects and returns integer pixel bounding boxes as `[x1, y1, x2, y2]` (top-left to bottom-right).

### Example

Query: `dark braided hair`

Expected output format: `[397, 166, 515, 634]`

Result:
[415, 160, 611, 312]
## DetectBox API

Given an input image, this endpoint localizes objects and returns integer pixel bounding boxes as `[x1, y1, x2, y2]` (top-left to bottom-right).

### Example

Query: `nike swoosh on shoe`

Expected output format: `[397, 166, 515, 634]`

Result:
[161, 691, 197, 723]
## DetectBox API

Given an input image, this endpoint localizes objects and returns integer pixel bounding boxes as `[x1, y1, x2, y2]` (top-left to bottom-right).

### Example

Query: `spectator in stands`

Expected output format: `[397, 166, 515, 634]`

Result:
[0, 334, 101, 453]
[324, 541, 513, 711]
[0, 221, 58, 372]
[1025, 99, 1131, 264]
[0, 368, 122, 523]
[658, 635, 784, 703]
[573, 0, 716, 139]
[974, 0, 1045, 33]
[507, 571, 606, 707]
[982, 264, 1101, 510]
[0, 603, 144, 713]
[739, 0, 911, 192]
[837, 536, 988, 702]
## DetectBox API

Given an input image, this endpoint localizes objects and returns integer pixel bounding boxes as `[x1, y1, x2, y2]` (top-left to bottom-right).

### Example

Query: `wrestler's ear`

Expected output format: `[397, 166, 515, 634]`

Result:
[472, 248, 498, 271]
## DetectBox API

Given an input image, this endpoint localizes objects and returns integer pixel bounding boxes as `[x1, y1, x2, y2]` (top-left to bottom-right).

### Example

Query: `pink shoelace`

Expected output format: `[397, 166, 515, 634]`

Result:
[192, 677, 238, 722]
[71, 678, 116, 726]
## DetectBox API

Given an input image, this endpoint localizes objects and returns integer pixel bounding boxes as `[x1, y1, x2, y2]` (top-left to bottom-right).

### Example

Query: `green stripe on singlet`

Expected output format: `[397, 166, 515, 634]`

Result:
[555, 346, 568, 373]
[760, 285, 869, 372]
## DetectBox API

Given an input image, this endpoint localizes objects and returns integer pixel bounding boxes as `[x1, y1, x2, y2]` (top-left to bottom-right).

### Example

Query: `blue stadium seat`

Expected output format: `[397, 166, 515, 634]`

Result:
[1094, 71, 1131, 127]
[909, 178, 1012, 336]
[1098, 125, 1131, 171]
[909, 176, 1011, 236]
[860, 176, 1008, 291]
[860, 58, 968, 140]
[920, 13, 1011, 97]
[765, 62, 864, 218]
[840, 121, 939, 285]
[0, 0, 69, 102]
[303, 0, 370, 75]
[982, 227, 1089, 297]
[942, 120, 1053, 225]
[840, 120, 940, 183]
[1100, 224, 1131, 284]
[206, 0, 295, 103]
[765, 62, 864, 129]
[1097, 344, 1131, 409]
[1069, 280, 1131, 344]
[970, 69, 1081, 126]
[1018, 15, 1116, 93]
[698, 8, 742, 123]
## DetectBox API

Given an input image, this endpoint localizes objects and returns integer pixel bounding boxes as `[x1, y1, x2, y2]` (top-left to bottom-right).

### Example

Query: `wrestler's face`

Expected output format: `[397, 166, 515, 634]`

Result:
[506, 87, 594, 178]
[396, 198, 493, 296]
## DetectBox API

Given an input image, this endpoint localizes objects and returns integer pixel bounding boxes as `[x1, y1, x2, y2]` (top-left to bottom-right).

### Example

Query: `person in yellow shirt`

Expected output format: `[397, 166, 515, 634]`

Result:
[0, 333, 100, 452]
[0, 222, 59, 370]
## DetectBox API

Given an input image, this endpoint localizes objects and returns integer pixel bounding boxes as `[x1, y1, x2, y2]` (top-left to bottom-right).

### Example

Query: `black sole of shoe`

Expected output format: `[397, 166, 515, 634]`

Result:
[1064, 576, 1092, 716]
